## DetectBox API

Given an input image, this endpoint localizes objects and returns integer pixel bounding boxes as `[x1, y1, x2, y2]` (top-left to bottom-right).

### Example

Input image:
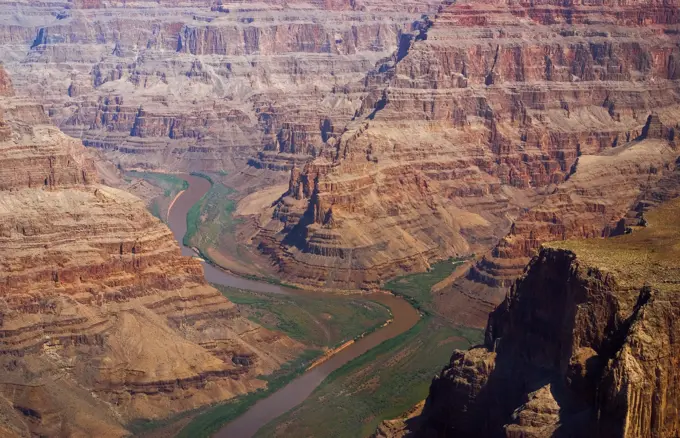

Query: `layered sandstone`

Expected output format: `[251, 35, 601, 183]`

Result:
[259, 0, 680, 288]
[418, 197, 680, 438]
[0, 65, 12, 97]
[471, 113, 680, 288]
[0, 0, 439, 173]
[0, 68, 299, 436]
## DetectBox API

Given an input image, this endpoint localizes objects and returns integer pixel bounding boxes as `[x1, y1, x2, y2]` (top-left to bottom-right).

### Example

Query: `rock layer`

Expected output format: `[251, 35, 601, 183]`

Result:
[418, 197, 680, 437]
[0, 0, 440, 172]
[259, 0, 680, 288]
[0, 67, 299, 436]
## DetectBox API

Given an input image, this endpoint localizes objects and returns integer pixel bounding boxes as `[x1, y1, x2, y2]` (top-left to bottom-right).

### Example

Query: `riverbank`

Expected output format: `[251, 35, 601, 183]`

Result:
[145, 173, 421, 438]
[253, 258, 483, 438]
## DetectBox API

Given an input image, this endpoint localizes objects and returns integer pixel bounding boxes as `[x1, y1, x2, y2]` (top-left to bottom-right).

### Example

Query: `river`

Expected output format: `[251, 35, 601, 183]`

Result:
[167, 174, 420, 438]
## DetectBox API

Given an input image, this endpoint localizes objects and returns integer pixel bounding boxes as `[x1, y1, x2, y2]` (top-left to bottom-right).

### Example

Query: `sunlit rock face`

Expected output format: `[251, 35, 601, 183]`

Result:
[0, 0, 440, 172]
[420, 196, 680, 438]
[259, 0, 680, 288]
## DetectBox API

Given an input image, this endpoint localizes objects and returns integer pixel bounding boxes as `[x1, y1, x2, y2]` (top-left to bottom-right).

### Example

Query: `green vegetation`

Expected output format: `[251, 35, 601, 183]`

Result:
[384, 257, 466, 310]
[150, 201, 162, 220]
[130, 350, 321, 438]
[131, 171, 480, 438]
[189, 171, 214, 184]
[241, 273, 301, 289]
[166, 286, 392, 438]
[255, 317, 482, 438]
[176, 350, 320, 438]
[169, 286, 392, 438]
[254, 257, 482, 438]
[183, 195, 206, 246]
[126, 171, 189, 222]
[217, 285, 391, 348]
[127, 171, 188, 197]
[183, 179, 240, 248]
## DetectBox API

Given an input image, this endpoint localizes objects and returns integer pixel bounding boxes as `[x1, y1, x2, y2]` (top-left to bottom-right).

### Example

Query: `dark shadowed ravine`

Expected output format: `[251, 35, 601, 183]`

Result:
[166, 174, 420, 438]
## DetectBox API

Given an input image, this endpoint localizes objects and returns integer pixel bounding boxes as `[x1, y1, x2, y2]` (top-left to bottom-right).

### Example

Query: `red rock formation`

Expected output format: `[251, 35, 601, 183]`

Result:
[418, 197, 680, 437]
[0, 67, 300, 436]
[259, 0, 680, 288]
[471, 115, 680, 287]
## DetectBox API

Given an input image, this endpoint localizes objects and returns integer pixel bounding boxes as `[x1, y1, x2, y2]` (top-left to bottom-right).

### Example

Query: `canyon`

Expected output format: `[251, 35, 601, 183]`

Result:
[261, 0, 680, 290]
[0, 0, 439, 173]
[0, 67, 301, 437]
[3, 0, 678, 295]
[1, 0, 680, 435]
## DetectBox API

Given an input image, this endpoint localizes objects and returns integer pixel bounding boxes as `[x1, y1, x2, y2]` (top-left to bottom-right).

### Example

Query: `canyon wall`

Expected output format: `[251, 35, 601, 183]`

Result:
[0, 0, 439, 173]
[0, 67, 300, 436]
[259, 0, 680, 288]
[4, 0, 674, 293]
[418, 196, 680, 438]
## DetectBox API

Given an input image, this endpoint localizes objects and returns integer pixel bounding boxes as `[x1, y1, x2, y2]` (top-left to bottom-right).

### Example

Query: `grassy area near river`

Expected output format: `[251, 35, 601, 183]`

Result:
[131, 284, 393, 438]
[170, 285, 393, 438]
[218, 285, 391, 349]
[255, 258, 484, 438]
[175, 349, 321, 438]
[130, 350, 321, 438]
[125, 171, 188, 222]
[183, 178, 238, 247]
[131, 172, 481, 438]
[181, 173, 281, 280]
[384, 257, 467, 311]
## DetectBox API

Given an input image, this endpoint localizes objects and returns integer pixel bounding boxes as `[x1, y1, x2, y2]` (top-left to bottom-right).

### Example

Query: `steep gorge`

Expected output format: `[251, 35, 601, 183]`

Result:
[0, 67, 300, 436]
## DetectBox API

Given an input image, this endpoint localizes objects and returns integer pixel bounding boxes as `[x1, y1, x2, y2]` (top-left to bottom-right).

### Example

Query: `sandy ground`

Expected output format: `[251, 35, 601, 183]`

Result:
[431, 260, 473, 293]
[236, 184, 288, 218]
[206, 246, 260, 277]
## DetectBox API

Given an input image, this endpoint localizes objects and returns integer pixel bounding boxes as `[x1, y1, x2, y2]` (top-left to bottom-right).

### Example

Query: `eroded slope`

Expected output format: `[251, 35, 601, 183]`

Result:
[0, 0, 439, 172]
[0, 68, 300, 436]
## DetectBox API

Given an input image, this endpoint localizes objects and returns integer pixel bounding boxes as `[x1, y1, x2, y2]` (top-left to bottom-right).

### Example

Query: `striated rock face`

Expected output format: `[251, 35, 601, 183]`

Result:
[0, 67, 300, 436]
[471, 118, 680, 288]
[259, 0, 680, 288]
[0, 0, 440, 172]
[419, 197, 680, 438]
[0, 65, 12, 97]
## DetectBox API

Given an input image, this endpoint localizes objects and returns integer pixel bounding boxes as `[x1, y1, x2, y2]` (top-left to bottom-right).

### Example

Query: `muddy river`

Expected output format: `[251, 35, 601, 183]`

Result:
[167, 174, 420, 438]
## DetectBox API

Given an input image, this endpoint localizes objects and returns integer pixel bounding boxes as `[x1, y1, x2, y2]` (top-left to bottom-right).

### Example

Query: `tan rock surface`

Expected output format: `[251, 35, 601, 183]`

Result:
[472, 126, 680, 288]
[0, 67, 300, 436]
[0, 0, 440, 173]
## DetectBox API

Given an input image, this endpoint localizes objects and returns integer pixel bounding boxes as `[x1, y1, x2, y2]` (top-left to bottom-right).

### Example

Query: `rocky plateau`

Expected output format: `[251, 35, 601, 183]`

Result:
[415, 195, 680, 438]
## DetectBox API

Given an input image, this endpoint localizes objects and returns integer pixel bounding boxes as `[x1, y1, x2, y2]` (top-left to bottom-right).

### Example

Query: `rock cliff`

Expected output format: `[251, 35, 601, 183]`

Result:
[417, 196, 680, 438]
[0, 0, 439, 173]
[259, 0, 680, 288]
[0, 67, 300, 436]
